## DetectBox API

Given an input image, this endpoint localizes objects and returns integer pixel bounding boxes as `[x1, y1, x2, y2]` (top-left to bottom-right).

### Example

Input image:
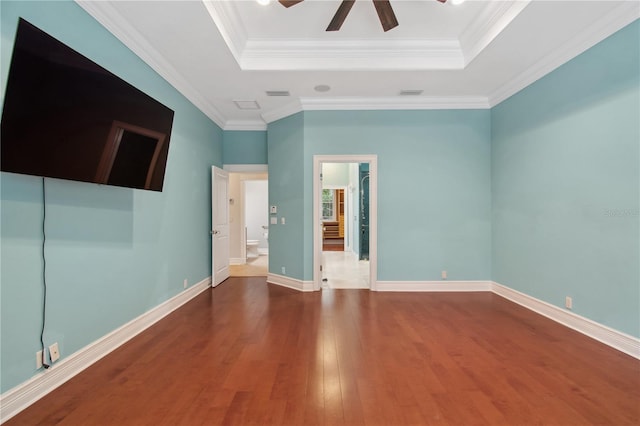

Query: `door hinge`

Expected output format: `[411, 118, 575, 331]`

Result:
[320, 265, 323, 272]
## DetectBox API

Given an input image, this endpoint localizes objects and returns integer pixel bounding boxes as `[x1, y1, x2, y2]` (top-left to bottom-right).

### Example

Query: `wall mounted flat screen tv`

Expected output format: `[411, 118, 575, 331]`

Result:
[1, 18, 174, 191]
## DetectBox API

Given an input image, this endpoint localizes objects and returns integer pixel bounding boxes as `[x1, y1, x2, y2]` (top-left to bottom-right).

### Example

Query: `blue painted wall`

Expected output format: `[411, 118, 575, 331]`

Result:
[0, 1, 222, 392]
[492, 21, 639, 337]
[265, 109, 492, 282]
[222, 130, 268, 165]
[267, 113, 306, 279]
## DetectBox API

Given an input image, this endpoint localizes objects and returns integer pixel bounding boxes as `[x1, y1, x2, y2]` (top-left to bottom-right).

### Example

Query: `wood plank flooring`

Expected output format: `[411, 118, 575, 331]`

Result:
[5, 277, 639, 425]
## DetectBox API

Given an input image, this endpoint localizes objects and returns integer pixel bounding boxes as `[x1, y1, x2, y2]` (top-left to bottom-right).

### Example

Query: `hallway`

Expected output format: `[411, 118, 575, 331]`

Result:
[230, 251, 369, 290]
[322, 250, 370, 289]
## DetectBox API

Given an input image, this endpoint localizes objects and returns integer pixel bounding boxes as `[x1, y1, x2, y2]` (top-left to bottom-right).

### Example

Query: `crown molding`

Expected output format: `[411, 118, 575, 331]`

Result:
[204, 0, 528, 71]
[241, 39, 464, 71]
[488, 2, 640, 107]
[223, 120, 267, 131]
[261, 100, 304, 124]
[75, 0, 227, 129]
[300, 96, 491, 111]
[261, 96, 490, 123]
[460, 0, 531, 66]
[202, 0, 247, 66]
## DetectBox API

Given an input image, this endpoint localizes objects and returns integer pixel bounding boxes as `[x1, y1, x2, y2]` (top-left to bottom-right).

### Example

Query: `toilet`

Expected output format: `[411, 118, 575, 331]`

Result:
[246, 240, 260, 258]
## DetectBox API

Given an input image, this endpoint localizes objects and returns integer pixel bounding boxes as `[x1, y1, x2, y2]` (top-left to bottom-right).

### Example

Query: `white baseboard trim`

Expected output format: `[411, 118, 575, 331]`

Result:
[230, 257, 246, 265]
[0, 276, 212, 424]
[258, 248, 269, 255]
[376, 280, 493, 292]
[492, 281, 640, 360]
[267, 273, 314, 292]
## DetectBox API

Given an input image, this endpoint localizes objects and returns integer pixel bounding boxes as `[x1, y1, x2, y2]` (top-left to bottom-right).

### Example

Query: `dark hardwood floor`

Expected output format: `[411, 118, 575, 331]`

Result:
[323, 238, 344, 252]
[6, 277, 639, 425]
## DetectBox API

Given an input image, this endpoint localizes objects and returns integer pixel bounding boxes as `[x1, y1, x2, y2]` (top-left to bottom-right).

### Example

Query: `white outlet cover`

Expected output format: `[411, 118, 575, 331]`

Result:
[270, 217, 277, 225]
[36, 350, 44, 369]
[49, 343, 60, 362]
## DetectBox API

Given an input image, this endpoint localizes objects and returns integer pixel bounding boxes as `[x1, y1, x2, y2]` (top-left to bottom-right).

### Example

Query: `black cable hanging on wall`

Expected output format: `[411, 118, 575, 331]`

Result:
[41, 177, 50, 369]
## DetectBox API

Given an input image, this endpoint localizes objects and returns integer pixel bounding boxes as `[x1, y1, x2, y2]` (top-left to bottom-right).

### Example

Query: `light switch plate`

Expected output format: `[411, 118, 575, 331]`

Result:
[270, 217, 277, 225]
[270, 206, 277, 214]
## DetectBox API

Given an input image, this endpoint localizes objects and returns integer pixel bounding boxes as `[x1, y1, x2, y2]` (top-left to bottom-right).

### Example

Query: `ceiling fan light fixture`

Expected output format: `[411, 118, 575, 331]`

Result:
[451, 0, 465, 5]
[256, 0, 271, 6]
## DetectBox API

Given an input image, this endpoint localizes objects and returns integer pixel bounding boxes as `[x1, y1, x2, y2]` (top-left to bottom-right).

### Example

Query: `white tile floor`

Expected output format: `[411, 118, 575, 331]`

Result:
[230, 250, 370, 289]
[322, 250, 370, 289]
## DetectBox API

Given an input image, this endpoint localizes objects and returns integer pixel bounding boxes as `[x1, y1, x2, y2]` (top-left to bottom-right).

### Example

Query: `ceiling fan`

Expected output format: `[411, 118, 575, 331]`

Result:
[279, 0, 447, 32]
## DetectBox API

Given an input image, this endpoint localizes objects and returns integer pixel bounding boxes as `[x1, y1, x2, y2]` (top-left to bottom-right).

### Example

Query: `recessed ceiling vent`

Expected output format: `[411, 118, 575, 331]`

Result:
[266, 90, 290, 97]
[399, 89, 424, 96]
[233, 100, 260, 110]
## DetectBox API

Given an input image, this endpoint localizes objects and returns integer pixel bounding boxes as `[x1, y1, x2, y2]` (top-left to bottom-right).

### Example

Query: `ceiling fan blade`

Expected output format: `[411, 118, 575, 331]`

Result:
[373, 0, 398, 32]
[326, 0, 356, 32]
[436, 0, 447, 3]
[279, 0, 304, 8]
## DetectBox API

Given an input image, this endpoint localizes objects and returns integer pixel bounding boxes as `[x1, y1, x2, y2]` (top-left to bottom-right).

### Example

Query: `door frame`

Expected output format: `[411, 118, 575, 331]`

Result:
[224, 165, 268, 265]
[313, 155, 378, 291]
[242, 178, 269, 257]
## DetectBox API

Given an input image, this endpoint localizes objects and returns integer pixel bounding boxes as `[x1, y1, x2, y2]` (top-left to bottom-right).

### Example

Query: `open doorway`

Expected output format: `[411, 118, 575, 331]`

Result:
[228, 170, 269, 277]
[314, 156, 377, 290]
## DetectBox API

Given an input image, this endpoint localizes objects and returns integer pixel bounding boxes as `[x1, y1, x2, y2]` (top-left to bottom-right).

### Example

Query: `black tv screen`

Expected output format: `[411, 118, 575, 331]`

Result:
[1, 18, 174, 191]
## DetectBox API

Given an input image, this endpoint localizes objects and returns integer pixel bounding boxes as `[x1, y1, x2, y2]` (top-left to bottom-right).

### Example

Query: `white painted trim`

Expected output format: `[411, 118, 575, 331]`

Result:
[459, 0, 531, 66]
[261, 100, 303, 124]
[267, 273, 314, 292]
[222, 164, 268, 173]
[250, 95, 492, 126]
[240, 38, 464, 71]
[492, 282, 640, 360]
[300, 96, 490, 111]
[0, 277, 212, 424]
[488, 1, 640, 107]
[313, 155, 377, 292]
[223, 120, 267, 131]
[203, 1, 528, 72]
[201, 0, 246, 72]
[75, 1, 226, 129]
[258, 249, 269, 256]
[376, 280, 493, 292]
[230, 257, 246, 265]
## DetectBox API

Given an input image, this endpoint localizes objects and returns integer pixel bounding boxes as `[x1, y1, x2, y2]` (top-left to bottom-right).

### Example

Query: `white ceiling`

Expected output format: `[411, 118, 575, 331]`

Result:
[76, 0, 639, 130]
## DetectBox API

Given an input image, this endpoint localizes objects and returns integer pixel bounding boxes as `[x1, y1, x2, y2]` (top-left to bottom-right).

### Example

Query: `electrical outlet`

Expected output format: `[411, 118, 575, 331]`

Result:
[49, 342, 60, 363]
[183, 279, 188, 289]
[281, 266, 286, 275]
[565, 296, 573, 310]
[441, 270, 447, 280]
[36, 350, 45, 369]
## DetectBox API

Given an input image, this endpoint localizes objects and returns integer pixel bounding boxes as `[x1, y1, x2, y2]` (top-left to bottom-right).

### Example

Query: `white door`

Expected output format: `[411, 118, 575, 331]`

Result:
[211, 166, 230, 286]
